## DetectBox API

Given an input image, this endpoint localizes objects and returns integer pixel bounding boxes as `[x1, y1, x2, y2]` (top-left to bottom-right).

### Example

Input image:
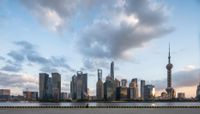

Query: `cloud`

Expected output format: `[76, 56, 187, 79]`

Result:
[78, 0, 173, 60]
[83, 58, 110, 71]
[0, 41, 75, 73]
[152, 68, 200, 91]
[20, 0, 117, 32]
[0, 72, 38, 94]
[7, 51, 25, 62]
[1, 64, 22, 72]
[20, 0, 71, 32]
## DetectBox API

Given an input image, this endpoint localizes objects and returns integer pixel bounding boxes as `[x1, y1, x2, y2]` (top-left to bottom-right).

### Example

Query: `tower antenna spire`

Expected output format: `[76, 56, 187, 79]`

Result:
[168, 43, 171, 64]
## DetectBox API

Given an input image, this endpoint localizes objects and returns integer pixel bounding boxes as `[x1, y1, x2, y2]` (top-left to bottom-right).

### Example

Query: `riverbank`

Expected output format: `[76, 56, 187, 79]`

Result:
[0, 108, 200, 114]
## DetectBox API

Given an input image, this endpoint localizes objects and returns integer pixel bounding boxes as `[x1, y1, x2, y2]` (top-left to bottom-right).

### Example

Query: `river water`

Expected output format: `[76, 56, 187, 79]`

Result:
[0, 102, 200, 106]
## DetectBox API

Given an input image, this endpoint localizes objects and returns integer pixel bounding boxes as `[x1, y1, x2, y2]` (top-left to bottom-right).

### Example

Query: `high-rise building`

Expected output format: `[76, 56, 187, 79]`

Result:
[144, 85, 155, 100]
[121, 79, 127, 87]
[116, 86, 128, 101]
[39, 73, 61, 101]
[165, 44, 176, 99]
[0, 89, 10, 101]
[70, 71, 88, 100]
[116, 79, 128, 100]
[140, 80, 145, 100]
[96, 69, 104, 100]
[52, 73, 61, 101]
[114, 79, 120, 88]
[39, 73, 49, 100]
[196, 83, 200, 100]
[104, 76, 114, 101]
[47, 77, 52, 99]
[128, 78, 138, 100]
[110, 61, 114, 79]
[70, 75, 77, 100]
[114, 78, 120, 100]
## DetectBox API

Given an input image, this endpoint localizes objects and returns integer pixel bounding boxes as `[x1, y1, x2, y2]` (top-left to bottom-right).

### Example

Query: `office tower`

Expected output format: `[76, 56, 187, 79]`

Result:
[96, 69, 104, 100]
[70, 71, 88, 100]
[52, 73, 61, 101]
[115, 79, 120, 88]
[144, 85, 155, 100]
[23, 91, 38, 101]
[140, 80, 145, 100]
[117, 79, 128, 100]
[39, 73, 49, 100]
[0, 89, 10, 101]
[104, 76, 114, 101]
[116, 86, 128, 101]
[121, 79, 127, 87]
[114, 78, 120, 100]
[70, 75, 77, 100]
[165, 44, 176, 99]
[110, 61, 114, 79]
[47, 77, 52, 99]
[128, 78, 138, 100]
[196, 83, 200, 100]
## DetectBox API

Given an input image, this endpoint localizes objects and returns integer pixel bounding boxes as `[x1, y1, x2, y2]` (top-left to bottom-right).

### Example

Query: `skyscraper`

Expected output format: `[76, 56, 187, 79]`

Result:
[52, 73, 61, 101]
[116, 79, 128, 100]
[39, 73, 61, 101]
[70, 71, 88, 100]
[70, 75, 77, 100]
[165, 44, 176, 99]
[96, 69, 104, 100]
[140, 80, 145, 100]
[144, 85, 155, 100]
[39, 73, 49, 100]
[196, 83, 200, 100]
[121, 79, 127, 87]
[104, 76, 114, 101]
[114, 78, 120, 100]
[110, 61, 114, 79]
[128, 78, 138, 100]
[47, 77, 52, 99]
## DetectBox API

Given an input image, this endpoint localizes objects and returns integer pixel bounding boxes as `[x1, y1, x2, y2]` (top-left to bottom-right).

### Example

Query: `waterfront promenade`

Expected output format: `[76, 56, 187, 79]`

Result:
[0, 108, 200, 114]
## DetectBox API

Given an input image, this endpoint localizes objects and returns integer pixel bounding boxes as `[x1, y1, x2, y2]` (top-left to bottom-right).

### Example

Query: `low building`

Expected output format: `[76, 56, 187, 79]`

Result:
[61, 92, 69, 100]
[177, 92, 185, 100]
[23, 91, 38, 101]
[0, 89, 10, 101]
[160, 92, 168, 100]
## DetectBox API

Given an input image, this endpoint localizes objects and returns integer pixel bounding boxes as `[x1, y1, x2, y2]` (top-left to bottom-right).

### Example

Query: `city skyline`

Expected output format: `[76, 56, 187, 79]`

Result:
[0, 0, 200, 98]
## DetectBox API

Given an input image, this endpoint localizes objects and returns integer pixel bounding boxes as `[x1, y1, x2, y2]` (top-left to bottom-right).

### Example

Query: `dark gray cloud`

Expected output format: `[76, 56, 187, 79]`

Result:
[0, 56, 5, 61]
[78, 0, 173, 60]
[7, 51, 24, 62]
[83, 58, 110, 71]
[0, 41, 75, 73]
[1, 64, 22, 72]
[152, 69, 200, 91]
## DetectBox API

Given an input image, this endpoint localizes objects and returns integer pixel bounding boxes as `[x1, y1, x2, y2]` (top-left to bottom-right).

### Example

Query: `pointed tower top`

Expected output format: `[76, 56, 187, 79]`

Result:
[168, 43, 171, 63]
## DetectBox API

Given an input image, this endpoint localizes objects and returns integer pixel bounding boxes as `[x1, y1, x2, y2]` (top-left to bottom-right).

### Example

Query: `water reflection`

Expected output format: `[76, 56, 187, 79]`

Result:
[0, 102, 200, 106]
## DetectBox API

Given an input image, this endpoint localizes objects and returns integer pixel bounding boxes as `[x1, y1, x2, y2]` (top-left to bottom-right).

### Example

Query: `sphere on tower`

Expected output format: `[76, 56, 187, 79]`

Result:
[166, 63, 173, 69]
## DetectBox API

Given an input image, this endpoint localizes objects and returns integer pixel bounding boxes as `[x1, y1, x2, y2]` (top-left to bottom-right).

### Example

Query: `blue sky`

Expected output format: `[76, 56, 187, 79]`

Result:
[0, 0, 200, 97]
